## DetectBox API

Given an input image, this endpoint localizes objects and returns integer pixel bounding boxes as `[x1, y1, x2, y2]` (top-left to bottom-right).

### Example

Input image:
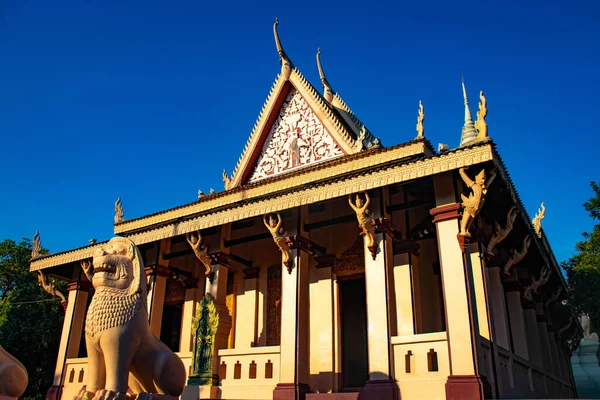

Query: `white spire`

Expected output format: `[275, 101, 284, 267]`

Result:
[460, 76, 478, 146]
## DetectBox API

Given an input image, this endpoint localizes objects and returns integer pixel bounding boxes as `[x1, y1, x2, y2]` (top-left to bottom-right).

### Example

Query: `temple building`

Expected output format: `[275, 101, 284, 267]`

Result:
[30, 20, 581, 400]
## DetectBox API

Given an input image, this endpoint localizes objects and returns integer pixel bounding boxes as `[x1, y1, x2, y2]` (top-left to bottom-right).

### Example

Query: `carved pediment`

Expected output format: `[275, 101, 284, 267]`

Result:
[247, 89, 345, 182]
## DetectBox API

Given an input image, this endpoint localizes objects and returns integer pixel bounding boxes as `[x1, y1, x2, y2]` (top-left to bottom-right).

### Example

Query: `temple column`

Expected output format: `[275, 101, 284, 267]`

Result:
[234, 267, 260, 348]
[145, 265, 169, 337]
[392, 241, 419, 336]
[468, 243, 491, 340]
[273, 208, 310, 400]
[522, 299, 542, 367]
[358, 191, 397, 400]
[486, 262, 511, 349]
[503, 277, 529, 360]
[431, 173, 485, 400]
[535, 303, 552, 374]
[256, 265, 268, 347]
[183, 224, 233, 400]
[46, 279, 91, 400]
[313, 256, 335, 393]
[547, 325, 561, 378]
[179, 278, 200, 353]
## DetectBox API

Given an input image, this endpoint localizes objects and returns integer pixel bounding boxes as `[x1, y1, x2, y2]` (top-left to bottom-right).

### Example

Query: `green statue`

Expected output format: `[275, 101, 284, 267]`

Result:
[188, 293, 219, 386]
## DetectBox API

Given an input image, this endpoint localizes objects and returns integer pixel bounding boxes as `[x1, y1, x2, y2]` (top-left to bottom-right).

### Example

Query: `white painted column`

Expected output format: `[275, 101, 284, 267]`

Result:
[256, 265, 268, 347]
[523, 301, 542, 367]
[313, 257, 335, 393]
[431, 173, 485, 400]
[535, 303, 552, 374]
[504, 282, 529, 360]
[179, 278, 200, 353]
[486, 265, 511, 349]
[392, 245, 417, 337]
[53, 282, 90, 387]
[234, 267, 260, 348]
[274, 209, 311, 400]
[468, 242, 491, 340]
[145, 266, 168, 337]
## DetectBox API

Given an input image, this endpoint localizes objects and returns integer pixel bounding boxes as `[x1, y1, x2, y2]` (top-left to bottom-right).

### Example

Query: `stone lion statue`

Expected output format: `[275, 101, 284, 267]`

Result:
[0, 344, 28, 400]
[75, 237, 185, 400]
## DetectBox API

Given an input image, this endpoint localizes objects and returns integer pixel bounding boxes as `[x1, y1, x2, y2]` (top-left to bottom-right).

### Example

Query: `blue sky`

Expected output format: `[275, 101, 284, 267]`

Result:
[0, 0, 598, 264]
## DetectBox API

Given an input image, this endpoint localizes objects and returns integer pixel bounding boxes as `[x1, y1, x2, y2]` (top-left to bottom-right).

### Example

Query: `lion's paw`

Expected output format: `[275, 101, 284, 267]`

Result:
[73, 386, 95, 400]
[92, 389, 129, 400]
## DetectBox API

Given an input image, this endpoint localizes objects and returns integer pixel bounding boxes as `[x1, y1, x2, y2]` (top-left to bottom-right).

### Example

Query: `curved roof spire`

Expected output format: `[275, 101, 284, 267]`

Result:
[316, 48, 335, 103]
[273, 18, 293, 79]
[459, 75, 478, 146]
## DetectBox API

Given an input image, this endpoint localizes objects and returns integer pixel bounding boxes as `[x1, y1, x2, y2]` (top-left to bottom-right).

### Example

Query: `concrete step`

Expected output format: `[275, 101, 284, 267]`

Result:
[306, 393, 360, 400]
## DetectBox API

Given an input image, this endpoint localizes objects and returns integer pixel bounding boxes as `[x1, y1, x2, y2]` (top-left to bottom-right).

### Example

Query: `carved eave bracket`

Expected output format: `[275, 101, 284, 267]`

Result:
[348, 192, 377, 260]
[263, 212, 292, 274]
[545, 286, 562, 308]
[458, 167, 497, 238]
[503, 234, 532, 275]
[186, 232, 215, 283]
[486, 205, 519, 259]
[37, 270, 68, 311]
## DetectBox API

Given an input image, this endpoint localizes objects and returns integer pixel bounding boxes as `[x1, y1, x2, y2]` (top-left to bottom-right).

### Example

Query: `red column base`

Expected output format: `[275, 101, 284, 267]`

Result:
[273, 382, 310, 400]
[46, 385, 62, 400]
[360, 379, 399, 400]
[445, 375, 486, 400]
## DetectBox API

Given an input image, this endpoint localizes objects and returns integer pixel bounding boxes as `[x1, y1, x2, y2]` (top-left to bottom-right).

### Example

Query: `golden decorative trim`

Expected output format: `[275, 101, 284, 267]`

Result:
[115, 141, 428, 235]
[32, 144, 493, 271]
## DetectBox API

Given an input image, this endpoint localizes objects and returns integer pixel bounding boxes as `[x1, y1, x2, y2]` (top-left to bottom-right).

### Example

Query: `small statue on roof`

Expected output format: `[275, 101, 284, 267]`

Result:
[416, 100, 425, 139]
[475, 90, 488, 140]
[223, 170, 232, 190]
[532, 202, 545, 238]
[114, 197, 124, 224]
[198, 190, 204, 199]
[458, 167, 496, 237]
[31, 231, 42, 259]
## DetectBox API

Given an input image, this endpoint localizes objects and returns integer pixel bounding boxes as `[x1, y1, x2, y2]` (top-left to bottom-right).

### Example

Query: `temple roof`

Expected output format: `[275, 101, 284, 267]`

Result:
[226, 20, 381, 189]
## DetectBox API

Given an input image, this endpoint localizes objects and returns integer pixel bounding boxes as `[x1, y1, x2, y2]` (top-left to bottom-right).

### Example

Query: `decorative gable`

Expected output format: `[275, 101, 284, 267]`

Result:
[247, 88, 345, 182]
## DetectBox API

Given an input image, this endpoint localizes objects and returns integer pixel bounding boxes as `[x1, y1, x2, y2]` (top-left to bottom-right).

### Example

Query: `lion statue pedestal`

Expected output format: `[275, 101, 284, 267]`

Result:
[75, 237, 185, 400]
[0, 344, 28, 400]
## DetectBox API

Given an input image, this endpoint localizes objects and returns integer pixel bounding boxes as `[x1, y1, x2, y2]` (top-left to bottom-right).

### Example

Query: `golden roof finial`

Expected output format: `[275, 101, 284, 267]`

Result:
[316, 48, 335, 103]
[416, 100, 425, 139]
[31, 231, 42, 259]
[273, 18, 292, 79]
[475, 90, 488, 139]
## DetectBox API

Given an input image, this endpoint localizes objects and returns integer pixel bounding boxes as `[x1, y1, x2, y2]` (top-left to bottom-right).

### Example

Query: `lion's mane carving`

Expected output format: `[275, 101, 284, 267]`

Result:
[76, 237, 185, 400]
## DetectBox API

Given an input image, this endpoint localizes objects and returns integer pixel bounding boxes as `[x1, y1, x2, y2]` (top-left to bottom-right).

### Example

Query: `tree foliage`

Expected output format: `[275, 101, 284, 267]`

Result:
[0, 238, 66, 400]
[562, 182, 600, 332]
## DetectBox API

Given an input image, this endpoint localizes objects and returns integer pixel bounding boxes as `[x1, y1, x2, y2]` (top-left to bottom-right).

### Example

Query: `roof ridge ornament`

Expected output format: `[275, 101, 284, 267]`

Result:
[316, 48, 335, 103]
[114, 197, 124, 224]
[416, 100, 425, 139]
[532, 202, 546, 238]
[31, 231, 42, 259]
[475, 90, 488, 140]
[273, 18, 292, 79]
[459, 76, 478, 146]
